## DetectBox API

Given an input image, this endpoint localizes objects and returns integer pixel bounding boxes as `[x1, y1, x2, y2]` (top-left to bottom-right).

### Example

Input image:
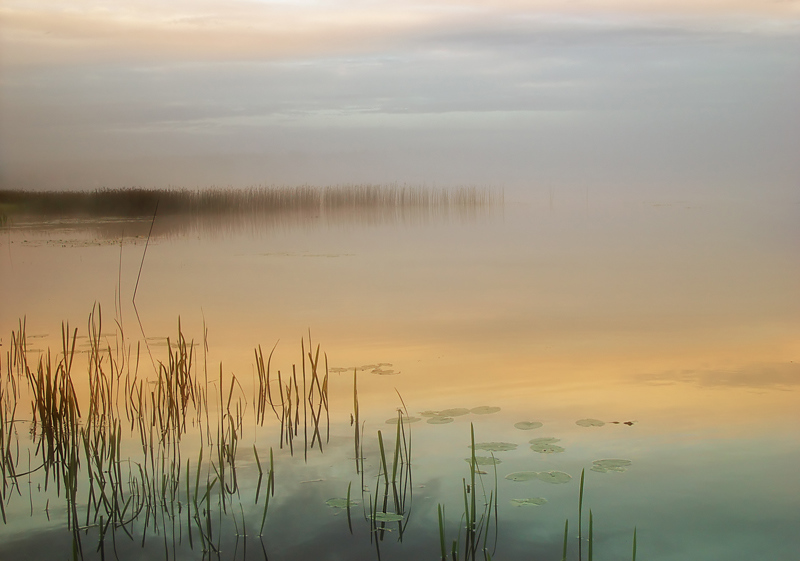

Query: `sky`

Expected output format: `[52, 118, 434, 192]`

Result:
[1, 0, 798, 201]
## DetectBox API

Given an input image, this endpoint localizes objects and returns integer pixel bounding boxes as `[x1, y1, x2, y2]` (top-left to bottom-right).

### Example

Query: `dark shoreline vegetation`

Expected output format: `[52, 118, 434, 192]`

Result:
[0, 308, 637, 561]
[0, 185, 502, 236]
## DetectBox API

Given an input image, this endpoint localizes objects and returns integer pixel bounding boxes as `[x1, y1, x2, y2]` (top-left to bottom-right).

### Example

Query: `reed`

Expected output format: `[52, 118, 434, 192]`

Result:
[578, 467, 585, 560]
[438, 504, 447, 561]
[3, 310, 644, 561]
[438, 423, 497, 561]
[0, 185, 499, 220]
[258, 448, 275, 536]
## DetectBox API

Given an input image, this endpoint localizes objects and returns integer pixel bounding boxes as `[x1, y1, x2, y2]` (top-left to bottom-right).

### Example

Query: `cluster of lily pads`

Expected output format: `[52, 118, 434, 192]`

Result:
[330, 363, 399, 376]
[331, 414, 635, 516]
[464, 419, 635, 508]
[384, 405, 502, 425]
[591, 459, 633, 473]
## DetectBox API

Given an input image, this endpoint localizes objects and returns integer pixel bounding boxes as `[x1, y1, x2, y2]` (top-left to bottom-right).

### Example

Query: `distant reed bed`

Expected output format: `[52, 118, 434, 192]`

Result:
[0, 185, 501, 238]
[0, 184, 500, 219]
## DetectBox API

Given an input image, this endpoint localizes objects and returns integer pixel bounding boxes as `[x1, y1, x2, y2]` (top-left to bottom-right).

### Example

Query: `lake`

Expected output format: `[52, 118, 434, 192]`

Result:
[1, 189, 798, 560]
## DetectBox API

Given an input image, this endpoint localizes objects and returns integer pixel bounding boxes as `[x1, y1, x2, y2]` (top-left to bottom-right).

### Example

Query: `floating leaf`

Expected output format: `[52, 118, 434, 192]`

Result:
[531, 443, 565, 454]
[439, 407, 470, 417]
[464, 456, 503, 466]
[514, 421, 543, 430]
[329, 367, 350, 373]
[372, 368, 399, 376]
[385, 416, 421, 424]
[326, 498, 358, 508]
[535, 471, 572, 484]
[419, 410, 441, 417]
[358, 364, 378, 371]
[427, 416, 454, 425]
[529, 437, 560, 445]
[371, 512, 404, 522]
[510, 498, 548, 507]
[471, 442, 518, 452]
[591, 459, 632, 473]
[505, 471, 540, 482]
[576, 418, 605, 427]
[471, 406, 501, 415]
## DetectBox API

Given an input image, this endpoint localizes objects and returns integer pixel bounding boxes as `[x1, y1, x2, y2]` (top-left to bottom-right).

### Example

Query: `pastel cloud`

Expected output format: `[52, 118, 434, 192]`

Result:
[2, 0, 798, 66]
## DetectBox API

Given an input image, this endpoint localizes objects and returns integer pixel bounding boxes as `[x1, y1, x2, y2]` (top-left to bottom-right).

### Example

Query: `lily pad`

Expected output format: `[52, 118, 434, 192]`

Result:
[385, 416, 421, 424]
[591, 459, 632, 473]
[358, 364, 378, 371]
[576, 418, 605, 427]
[465, 456, 502, 466]
[471, 406, 501, 415]
[427, 416, 454, 425]
[371, 512, 404, 522]
[505, 471, 540, 482]
[439, 408, 471, 417]
[372, 368, 399, 376]
[529, 437, 560, 445]
[530, 443, 565, 454]
[471, 442, 518, 452]
[535, 471, 572, 484]
[326, 498, 358, 508]
[514, 421, 543, 430]
[329, 367, 350, 373]
[419, 410, 441, 417]
[510, 498, 548, 507]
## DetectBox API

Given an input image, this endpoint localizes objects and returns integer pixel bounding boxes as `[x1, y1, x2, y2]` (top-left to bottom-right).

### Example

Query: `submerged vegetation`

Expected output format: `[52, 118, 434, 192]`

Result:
[0, 306, 638, 560]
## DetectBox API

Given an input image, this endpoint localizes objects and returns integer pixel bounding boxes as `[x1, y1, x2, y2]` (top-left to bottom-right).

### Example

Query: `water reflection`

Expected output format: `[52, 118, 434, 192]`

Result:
[1, 311, 645, 561]
[636, 362, 800, 389]
[1, 194, 798, 560]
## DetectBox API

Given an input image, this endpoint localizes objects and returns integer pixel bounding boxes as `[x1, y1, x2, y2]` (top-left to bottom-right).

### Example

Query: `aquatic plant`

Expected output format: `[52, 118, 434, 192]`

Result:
[0, 309, 643, 561]
[437, 423, 498, 561]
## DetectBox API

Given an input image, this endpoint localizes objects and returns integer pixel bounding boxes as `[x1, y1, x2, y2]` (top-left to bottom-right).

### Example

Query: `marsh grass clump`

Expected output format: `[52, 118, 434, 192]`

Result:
[438, 423, 498, 561]
[255, 334, 330, 460]
[1, 307, 641, 561]
[2, 309, 261, 560]
[365, 406, 414, 551]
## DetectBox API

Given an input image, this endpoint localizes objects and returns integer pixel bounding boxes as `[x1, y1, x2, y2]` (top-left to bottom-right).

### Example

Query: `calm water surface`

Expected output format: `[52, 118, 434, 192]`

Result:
[1, 198, 798, 560]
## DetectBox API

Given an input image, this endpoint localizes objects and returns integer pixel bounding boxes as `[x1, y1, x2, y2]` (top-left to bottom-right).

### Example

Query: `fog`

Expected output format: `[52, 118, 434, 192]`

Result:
[1, 1, 798, 202]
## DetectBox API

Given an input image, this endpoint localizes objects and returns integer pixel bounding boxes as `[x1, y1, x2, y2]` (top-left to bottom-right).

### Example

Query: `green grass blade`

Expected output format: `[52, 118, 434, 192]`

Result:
[377, 430, 389, 486]
[438, 504, 447, 561]
[346, 481, 353, 535]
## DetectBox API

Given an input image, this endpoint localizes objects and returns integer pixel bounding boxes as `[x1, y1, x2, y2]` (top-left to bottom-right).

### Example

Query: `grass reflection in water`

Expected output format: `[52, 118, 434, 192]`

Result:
[0, 307, 636, 561]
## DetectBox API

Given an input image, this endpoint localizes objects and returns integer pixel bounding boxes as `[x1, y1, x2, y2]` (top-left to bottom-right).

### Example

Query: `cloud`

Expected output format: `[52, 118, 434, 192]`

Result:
[1, 1, 797, 192]
[2, 0, 798, 66]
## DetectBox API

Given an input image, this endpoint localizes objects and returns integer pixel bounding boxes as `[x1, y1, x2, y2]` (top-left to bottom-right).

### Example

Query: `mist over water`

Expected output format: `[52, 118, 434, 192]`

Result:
[2, 5, 798, 203]
[1, 1, 799, 559]
[1, 191, 798, 560]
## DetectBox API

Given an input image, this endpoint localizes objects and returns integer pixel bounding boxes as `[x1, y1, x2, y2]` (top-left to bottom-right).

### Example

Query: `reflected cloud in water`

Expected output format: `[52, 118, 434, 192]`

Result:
[636, 362, 800, 390]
